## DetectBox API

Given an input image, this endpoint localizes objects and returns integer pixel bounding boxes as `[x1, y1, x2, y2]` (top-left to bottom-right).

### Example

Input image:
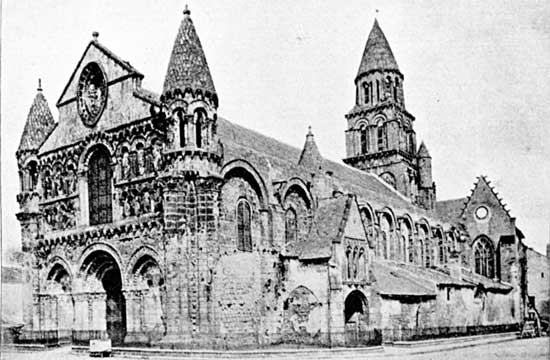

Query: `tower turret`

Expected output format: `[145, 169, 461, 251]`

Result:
[160, 6, 222, 177]
[16, 79, 56, 250]
[344, 20, 420, 201]
[417, 141, 436, 209]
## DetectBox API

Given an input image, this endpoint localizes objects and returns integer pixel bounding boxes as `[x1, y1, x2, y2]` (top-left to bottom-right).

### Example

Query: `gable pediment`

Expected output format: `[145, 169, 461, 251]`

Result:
[56, 40, 143, 107]
[461, 176, 511, 222]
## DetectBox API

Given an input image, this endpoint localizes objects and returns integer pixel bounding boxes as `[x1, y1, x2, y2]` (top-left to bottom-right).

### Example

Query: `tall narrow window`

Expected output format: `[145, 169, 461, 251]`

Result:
[376, 80, 380, 102]
[377, 124, 386, 151]
[425, 240, 431, 267]
[88, 147, 112, 225]
[360, 126, 368, 154]
[473, 237, 495, 278]
[370, 81, 374, 103]
[27, 161, 38, 191]
[439, 239, 445, 264]
[178, 111, 187, 147]
[285, 208, 297, 244]
[394, 77, 399, 102]
[195, 110, 204, 148]
[237, 200, 252, 252]
[364, 83, 370, 104]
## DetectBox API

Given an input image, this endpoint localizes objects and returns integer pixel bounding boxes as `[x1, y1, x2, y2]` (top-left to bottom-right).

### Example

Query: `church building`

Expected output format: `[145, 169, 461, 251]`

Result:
[15, 8, 533, 348]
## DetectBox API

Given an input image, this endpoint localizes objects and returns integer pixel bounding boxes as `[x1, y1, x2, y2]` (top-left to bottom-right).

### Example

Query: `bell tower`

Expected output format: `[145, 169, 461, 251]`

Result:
[159, 6, 224, 345]
[160, 5, 222, 177]
[343, 20, 435, 209]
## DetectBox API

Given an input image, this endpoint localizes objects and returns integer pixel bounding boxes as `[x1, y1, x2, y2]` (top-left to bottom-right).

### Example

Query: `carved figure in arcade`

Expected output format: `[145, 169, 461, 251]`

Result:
[152, 143, 163, 173]
[121, 148, 130, 180]
[136, 144, 145, 176]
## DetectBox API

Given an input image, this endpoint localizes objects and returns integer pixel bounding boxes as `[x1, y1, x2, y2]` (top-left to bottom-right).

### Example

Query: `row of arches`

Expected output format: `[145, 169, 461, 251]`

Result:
[361, 75, 401, 106]
[360, 205, 458, 268]
[41, 246, 164, 344]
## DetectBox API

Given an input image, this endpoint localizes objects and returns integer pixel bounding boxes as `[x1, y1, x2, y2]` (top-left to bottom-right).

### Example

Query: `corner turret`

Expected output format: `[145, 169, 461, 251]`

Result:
[160, 6, 222, 177]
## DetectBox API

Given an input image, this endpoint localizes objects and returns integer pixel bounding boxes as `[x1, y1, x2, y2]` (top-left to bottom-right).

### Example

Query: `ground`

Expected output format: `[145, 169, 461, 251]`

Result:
[2, 337, 548, 359]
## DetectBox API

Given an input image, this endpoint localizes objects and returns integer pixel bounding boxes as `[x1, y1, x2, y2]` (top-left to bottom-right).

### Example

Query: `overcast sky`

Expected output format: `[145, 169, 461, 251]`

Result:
[2, 0, 549, 256]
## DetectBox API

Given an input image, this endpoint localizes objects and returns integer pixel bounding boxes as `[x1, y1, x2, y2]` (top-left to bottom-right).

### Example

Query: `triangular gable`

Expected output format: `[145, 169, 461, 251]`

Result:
[460, 175, 511, 220]
[56, 40, 143, 107]
[343, 196, 369, 244]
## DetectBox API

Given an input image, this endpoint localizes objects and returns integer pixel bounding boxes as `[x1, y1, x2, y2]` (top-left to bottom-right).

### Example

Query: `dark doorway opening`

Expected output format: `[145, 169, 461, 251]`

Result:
[81, 251, 127, 345]
[344, 290, 370, 346]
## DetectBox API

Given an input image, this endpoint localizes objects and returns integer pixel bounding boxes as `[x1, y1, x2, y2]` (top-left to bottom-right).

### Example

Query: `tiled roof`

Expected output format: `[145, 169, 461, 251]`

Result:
[17, 88, 56, 154]
[298, 195, 351, 260]
[356, 19, 399, 79]
[162, 8, 216, 96]
[461, 268, 513, 291]
[297, 127, 324, 172]
[434, 197, 467, 223]
[371, 261, 437, 297]
[218, 117, 423, 216]
[417, 141, 430, 158]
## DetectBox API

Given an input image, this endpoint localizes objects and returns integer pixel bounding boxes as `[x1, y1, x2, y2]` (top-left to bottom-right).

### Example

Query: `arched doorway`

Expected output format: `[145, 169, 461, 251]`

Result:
[344, 290, 369, 346]
[81, 251, 126, 345]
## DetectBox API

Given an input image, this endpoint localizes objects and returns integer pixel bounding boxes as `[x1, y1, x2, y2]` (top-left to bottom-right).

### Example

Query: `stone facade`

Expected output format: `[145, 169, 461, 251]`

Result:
[14, 8, 544, 348]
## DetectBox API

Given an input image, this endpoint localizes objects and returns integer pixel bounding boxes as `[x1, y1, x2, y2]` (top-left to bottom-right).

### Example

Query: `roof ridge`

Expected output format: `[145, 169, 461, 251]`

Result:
[56, 39, 143, 107]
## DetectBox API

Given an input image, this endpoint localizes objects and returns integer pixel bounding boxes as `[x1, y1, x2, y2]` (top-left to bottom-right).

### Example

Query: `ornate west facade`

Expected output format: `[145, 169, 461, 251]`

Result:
[15, 9, 531, 348]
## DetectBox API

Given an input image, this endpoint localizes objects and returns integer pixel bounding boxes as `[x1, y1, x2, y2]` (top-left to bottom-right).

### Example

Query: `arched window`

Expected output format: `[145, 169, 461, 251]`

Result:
[88, 147, 112, 225]
[473, 237, 495, 278]
[194, 110, 205, 148]
[376, 79, 380, 102]
[394, 77, 399, 102]
[237, 199, 252, 252]
[25, 161, 38, 191]
[178, 110, 187, 147]
[369, 81, 374, 103]
[285, 207, 297, 244]
[408, 132, 415, 153]
[425, 240, 432, 267]
[363, 83, 370, 104]
[377, 123, 387, 151]
[379, 214, 392, 260]
[360, 125, 368, 154]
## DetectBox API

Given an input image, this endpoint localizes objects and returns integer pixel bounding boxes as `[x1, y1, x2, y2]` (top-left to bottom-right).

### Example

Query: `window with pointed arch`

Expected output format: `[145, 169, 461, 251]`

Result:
[360, 125, 369, 154]
[377, 123, 387, 151]
[285, 207, 297, 244]
[236, 199, 252, 252]
[88, 147, 112, 225]
[473, 237, 495, 278]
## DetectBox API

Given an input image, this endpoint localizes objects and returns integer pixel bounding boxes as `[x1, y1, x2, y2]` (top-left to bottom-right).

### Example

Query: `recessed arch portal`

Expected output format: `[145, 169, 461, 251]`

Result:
[80, 250, 126, 345]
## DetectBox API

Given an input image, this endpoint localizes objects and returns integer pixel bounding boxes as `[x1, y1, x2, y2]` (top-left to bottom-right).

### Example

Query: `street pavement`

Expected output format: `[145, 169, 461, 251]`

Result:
[1, 337, 548, 359]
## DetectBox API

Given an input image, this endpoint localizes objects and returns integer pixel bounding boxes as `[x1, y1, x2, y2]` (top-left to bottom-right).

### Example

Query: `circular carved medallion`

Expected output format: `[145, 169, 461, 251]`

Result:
[77, 62, 107, 126]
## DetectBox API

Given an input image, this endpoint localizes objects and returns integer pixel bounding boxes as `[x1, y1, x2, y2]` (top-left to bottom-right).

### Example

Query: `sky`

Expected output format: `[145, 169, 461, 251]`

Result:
[2, 0, 549, 256]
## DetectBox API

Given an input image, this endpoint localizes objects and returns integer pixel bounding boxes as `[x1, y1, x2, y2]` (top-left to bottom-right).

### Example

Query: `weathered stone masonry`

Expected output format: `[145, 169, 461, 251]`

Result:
[14, 7, 537, 349]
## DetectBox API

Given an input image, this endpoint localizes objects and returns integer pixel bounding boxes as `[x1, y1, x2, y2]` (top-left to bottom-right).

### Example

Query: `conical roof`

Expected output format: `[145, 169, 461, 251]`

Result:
[298, 126, 323, 171]
[17, 81, 56, 154]
[163, 7, 216, 96]
[417, 141, 431, 158]
[356, 19, 399, 79]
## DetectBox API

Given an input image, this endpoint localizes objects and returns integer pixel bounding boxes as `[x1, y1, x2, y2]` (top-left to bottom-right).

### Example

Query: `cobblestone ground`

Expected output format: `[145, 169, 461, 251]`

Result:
[1, 337, 548, 359]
